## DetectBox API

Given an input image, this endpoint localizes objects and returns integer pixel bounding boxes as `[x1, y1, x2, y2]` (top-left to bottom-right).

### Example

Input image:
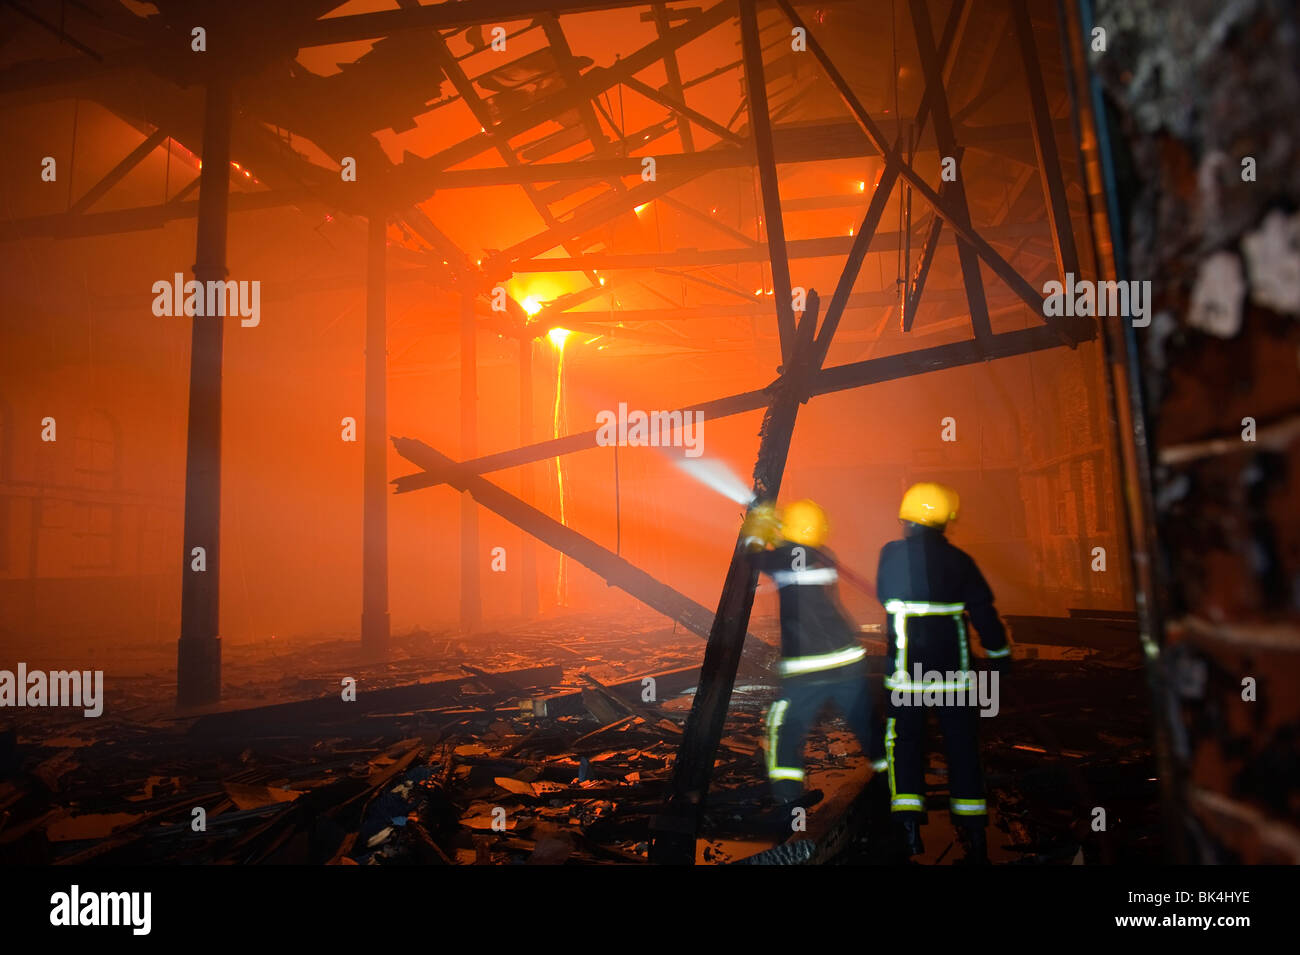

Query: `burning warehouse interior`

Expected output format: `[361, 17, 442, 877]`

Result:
[0, 0, 1298, 930]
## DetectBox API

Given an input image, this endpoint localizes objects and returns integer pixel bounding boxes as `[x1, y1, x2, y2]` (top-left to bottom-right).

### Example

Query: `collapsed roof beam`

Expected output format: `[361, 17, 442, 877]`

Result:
[431, 30, 601, 287]
[298, 0, 687, 46]
[389, 436, 768, 666]
[390, 1, 735, 207]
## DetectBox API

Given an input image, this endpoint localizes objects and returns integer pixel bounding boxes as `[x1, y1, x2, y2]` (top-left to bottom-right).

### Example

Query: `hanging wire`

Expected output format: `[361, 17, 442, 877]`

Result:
[614, 444, 622, 556]
[66, 98, 79, 211]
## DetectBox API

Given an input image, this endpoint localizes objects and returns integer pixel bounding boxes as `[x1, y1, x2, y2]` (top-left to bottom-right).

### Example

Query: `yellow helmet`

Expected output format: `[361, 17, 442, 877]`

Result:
[779, 499, 829, 547]
[899, 482, 959, 528]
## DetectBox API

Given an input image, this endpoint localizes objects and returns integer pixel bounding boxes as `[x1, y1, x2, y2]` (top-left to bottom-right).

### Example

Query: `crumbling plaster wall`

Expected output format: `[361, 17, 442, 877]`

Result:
[1093, 0, 1300, 861]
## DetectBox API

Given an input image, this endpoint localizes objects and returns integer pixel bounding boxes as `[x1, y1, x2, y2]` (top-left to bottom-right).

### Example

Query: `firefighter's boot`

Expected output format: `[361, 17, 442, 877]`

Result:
[955, 820, 989, 865]
[900, 818, 925, 857]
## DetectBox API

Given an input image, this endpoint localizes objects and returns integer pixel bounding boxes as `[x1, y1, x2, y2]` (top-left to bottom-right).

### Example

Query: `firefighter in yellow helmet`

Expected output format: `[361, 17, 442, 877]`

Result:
[877, 482, 1011, 863]
[742, 499, 886, 807]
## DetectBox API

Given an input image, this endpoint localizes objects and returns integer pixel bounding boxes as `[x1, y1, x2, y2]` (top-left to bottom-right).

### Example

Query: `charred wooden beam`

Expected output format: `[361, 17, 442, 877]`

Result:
[186, 665, 564, 738]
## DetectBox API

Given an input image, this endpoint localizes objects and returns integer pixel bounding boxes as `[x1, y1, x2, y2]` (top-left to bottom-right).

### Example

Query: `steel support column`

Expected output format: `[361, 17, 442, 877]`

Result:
[650, 293, 824, 864]
[460, 290, 482, 632]
[519, 338, 539, 617]
[176, 82, 231, 708]
[361, 212, 391, 654]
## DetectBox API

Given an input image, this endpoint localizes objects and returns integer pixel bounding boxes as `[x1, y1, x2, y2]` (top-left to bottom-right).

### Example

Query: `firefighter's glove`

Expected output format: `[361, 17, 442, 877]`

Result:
[741, 502, 780, 552]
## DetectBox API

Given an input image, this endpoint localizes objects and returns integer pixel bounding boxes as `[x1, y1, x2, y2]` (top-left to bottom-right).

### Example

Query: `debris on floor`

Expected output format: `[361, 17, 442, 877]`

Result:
[0, 611, 1156, 865]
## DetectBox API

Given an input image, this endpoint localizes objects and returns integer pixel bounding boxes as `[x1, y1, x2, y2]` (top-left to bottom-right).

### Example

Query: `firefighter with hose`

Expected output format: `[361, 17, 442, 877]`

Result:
[742, 499, 887, 807]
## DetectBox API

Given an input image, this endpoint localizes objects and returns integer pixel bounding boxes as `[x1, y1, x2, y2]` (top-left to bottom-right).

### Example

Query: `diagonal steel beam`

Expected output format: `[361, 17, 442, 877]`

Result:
[1011, 0, 1081, 281]
[775, 0, 1063, 340]
[651, 1, 697, 152]
[69, 127, 168, 214]
[740, 0, 797, 362]
[431, 31, 601, 287]
[813, 164, 901, 367]
[389, 436, 769, 661]
[622, 75, 746, 147]
[908, 0, 992, 344]
[900, 0, 968, 331]
[540, 14, 623, 166]
[813, 0, 968, 361]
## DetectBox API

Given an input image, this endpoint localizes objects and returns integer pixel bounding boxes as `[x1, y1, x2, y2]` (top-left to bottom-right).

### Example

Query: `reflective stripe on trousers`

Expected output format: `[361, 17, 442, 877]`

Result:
[883, 599, 967, 687]
[884, 716, 923, 813]
[778, 644, 866, 677]
[765, 699, 804, 781]
[950, 797, 987, 816]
